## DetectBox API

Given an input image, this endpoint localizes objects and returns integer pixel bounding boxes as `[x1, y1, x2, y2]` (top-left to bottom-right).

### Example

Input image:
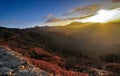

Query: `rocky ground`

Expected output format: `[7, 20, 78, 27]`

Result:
[0, 45, 89, 76]
[0, 46, 50, 76]
[0, 45, 116, 76]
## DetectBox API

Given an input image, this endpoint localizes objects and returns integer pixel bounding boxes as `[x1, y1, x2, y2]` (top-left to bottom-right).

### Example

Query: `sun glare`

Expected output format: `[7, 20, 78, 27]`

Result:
[44, 8, 120, 26]
[77, 8, 120, 23]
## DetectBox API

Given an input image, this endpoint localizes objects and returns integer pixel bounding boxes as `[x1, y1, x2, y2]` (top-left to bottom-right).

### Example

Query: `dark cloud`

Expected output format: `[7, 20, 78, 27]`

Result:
[45, 4, 100, 23]
[64, 4, 99, 16]
[46, 17, 63, 23]
[46, 14, 94, 23]
[66, 14, 94, 20]
[111, 0, 120, 2]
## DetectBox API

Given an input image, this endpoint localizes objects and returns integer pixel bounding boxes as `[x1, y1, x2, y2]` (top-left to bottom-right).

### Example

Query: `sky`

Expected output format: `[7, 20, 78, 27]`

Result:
[0, 0, 120, 28]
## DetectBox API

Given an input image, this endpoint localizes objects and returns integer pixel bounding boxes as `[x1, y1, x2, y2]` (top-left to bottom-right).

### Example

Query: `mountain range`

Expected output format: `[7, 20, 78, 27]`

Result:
[0, 21, 120, 76]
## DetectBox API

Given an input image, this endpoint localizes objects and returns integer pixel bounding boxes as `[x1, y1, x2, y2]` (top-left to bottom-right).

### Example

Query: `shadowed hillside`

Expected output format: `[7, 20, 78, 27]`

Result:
[0, 21, 120, 75]
[26, 22, 120, 57]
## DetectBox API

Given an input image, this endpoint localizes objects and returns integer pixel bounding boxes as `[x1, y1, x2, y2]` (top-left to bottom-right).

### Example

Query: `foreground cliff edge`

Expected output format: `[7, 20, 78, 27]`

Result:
[0, 45, 116, 76]
[0, 45, 89, 76]
[0, 45, 50, 76]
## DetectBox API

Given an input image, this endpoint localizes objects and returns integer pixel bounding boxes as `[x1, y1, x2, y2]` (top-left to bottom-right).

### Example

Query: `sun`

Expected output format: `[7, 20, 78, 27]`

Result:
[77, 8, 120, 23]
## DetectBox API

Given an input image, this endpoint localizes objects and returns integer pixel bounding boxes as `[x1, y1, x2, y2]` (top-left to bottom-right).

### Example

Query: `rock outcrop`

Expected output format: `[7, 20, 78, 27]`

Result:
[0, 46, 49, 76]
[0, 46, 89, 76]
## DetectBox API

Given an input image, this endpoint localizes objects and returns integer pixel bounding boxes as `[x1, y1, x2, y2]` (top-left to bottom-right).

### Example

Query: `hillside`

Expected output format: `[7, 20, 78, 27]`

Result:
[0, 21, 120, 75]
[26, 21, 120, 57]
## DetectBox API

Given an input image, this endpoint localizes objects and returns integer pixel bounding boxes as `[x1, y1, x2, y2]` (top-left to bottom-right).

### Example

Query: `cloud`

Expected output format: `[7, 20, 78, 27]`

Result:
[77, 7, 120, 23]
[44, 19, 77, 26]
[46, 14, 94, 23]
[64, 4, 99, 16]
[43, 1, 120, 26]
[111, 0, 120, 2]
[46, 17, 63, 23]
[44, 14, 64, 23]
[45, 7, 120, 26]
[65, 14, 94, 20]
[44, 14, 54, 19]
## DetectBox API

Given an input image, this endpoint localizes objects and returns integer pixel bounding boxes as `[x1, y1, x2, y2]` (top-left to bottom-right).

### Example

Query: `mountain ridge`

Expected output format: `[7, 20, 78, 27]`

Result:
[0, 21, 120, 75]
